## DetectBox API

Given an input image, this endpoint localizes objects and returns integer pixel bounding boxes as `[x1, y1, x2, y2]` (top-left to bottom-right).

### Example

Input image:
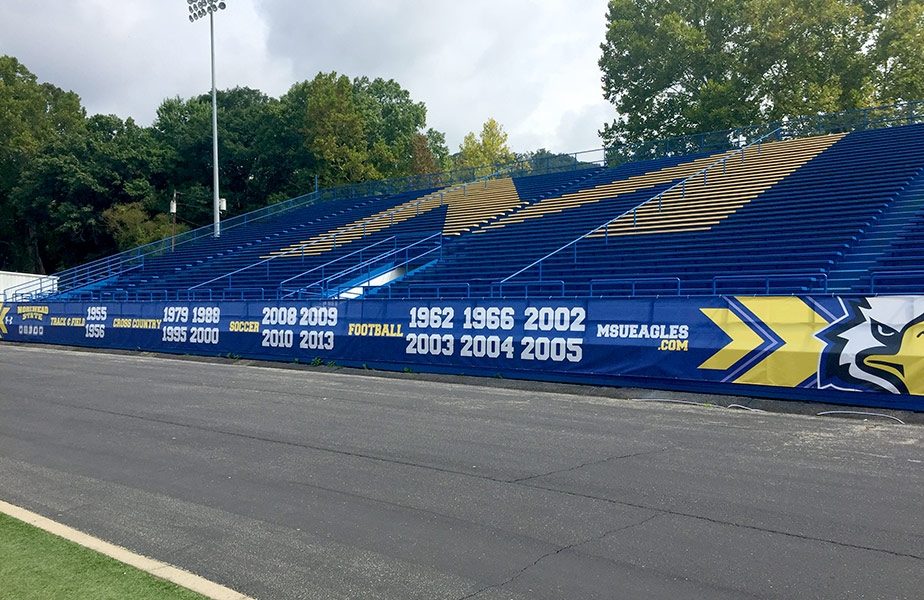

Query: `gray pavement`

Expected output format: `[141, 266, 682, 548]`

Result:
[0, 343, 921, 599]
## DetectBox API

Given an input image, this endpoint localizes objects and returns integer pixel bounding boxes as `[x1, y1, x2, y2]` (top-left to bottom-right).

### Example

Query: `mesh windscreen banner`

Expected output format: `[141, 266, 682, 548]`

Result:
[2, 296, 921, 410]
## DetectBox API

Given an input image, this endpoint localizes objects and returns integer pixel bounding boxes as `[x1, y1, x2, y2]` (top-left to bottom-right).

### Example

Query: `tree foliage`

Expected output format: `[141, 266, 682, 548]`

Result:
[874, 1, 924, 102]
[9, 114, 166, 272]
[599, 0, 924, 145]
[0, 57, 449, 273]
[458, 118, 516, 174]
[103, 202, 185, 250]
[0, 56, 85, 270]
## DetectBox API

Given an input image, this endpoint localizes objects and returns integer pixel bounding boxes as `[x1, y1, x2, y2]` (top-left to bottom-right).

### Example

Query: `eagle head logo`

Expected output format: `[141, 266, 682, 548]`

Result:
[818, 297, 924, 395]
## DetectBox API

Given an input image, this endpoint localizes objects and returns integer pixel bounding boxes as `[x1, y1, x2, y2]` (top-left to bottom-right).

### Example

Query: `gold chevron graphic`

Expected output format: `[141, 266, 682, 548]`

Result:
[733, 297, 830, 387]
[699, 308, 764, 371]
[0, 303, 9, 336]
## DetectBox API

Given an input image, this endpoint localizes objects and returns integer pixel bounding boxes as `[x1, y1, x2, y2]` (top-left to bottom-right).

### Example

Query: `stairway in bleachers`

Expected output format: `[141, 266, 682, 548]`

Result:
[824, 170, 924, 292]
[849, 170, 924, 293]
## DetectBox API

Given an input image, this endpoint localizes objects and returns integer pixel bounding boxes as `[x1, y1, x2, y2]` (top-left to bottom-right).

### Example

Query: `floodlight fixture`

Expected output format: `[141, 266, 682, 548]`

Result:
[183, 0, 228, 238]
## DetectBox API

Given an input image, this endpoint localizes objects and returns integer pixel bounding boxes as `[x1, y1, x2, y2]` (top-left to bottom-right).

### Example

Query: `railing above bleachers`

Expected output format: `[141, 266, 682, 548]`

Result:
[606, 99, 924, 163]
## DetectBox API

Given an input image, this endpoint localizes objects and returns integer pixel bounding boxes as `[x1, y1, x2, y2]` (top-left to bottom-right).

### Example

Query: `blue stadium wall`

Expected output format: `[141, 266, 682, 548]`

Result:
[2, 296, 922, 412]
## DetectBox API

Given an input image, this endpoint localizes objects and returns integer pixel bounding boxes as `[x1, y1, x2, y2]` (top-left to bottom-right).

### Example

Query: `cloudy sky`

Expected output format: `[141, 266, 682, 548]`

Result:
[1, 0, 614, 154]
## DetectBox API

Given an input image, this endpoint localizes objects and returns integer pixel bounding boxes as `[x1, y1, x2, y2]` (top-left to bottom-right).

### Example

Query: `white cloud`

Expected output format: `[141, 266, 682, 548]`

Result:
[0, 0, 292, 123]
[1, 0, 614, 153]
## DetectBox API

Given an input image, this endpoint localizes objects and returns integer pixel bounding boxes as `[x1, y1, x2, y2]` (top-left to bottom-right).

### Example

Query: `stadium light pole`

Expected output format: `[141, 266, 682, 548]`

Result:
[186, 0, 227, 238]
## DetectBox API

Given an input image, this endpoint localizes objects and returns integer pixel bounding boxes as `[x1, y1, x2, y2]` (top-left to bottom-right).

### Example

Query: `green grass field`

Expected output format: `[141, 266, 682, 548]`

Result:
[0, 512, 209, 600]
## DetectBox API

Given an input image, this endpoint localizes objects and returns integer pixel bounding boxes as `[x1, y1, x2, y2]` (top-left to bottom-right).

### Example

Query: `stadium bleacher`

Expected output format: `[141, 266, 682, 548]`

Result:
[509, 124, 924, 296]
[6, 117, 924, 303]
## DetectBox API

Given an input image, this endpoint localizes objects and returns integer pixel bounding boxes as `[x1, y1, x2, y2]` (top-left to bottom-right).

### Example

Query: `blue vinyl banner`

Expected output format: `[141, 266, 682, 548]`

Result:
[2, 296, 922, 411]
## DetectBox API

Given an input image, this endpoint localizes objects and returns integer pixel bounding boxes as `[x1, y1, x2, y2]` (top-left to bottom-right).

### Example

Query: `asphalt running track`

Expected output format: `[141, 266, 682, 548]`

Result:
[0, 344, 922, 600]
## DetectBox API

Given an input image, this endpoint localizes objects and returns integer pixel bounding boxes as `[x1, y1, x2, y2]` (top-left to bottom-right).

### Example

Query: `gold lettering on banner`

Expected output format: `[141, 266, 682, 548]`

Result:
[347, 322, 403, 337]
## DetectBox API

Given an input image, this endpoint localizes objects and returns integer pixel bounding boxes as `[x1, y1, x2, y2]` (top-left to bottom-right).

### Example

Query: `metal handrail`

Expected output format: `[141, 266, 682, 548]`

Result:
[187, 186, 459, 292]
[498, 126, 786, 287]
[297, 240, 442, 300]
[491, 280, 566, 298]
[221, 287, 268, 301]
[399, 282, 472, 299]
[183, 159, 529, 293]
[185, 289, 215, 301]
[10, 140, 545, 300]
[869, 270, 924, 294]
[4, 175, 438, 301]
[326, 244, 443, 299]
[2, 275, 59, 302]
[276, 236, 398, 289]
[590, 277, 682, 297]
[711, 272, 828, 294]
[283, 233, 443, 298]
[606, 100, 922, 162]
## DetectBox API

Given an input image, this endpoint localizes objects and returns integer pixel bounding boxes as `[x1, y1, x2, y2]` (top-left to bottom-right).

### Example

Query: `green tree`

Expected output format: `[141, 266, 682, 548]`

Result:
[10, 114, 167, 272]
[746, 0, 875, 117]
[103, 202, 186, 250]
[280, 72, 444, 189]
[408, 129, 453, 176]
[151, 87, 285, 221]
[598, 0, 924, 146]
[0, 56, 85, 270]
[410, 133, 438, 175]
[283, 73, 378, 188]
[425, 128, 452, 172]
[211, 87, 281, 214]
[1, 56, 451, 272]
[874, 1, 924, 102]
[518, 149, 592, 174]
[458, 118, 516, 174]
[353, 76, 427, 178]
